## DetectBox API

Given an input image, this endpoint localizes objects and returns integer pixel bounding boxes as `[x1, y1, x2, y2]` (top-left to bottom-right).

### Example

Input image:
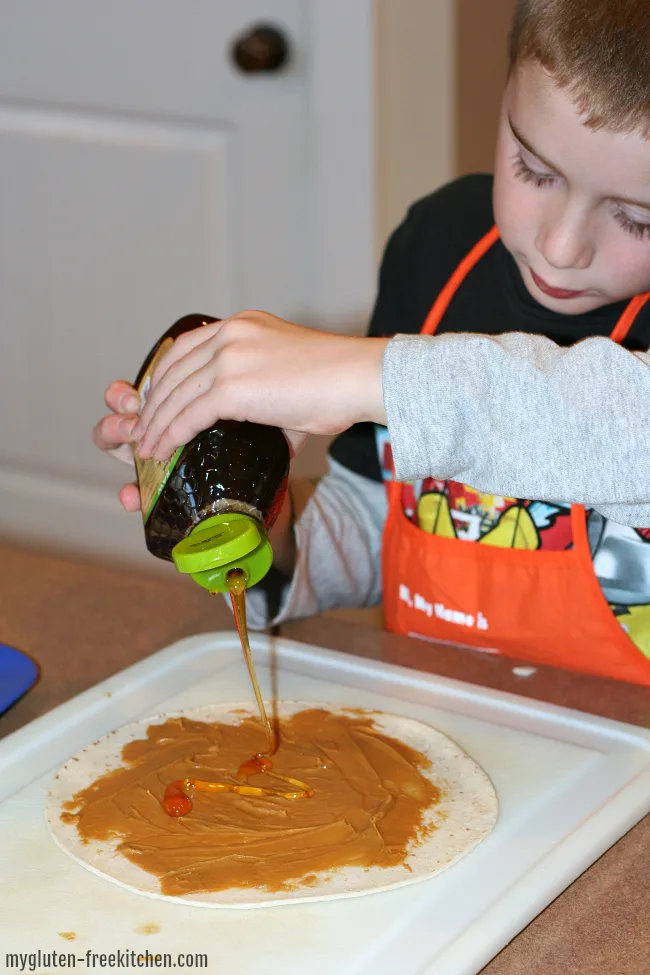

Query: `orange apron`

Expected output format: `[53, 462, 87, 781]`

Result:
[382, 225, 650, 685]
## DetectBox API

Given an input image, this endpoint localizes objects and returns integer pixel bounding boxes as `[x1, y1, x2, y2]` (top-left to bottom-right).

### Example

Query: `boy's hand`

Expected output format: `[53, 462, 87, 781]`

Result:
[92, 380, 141, 512]
[134, 311, 388, 462]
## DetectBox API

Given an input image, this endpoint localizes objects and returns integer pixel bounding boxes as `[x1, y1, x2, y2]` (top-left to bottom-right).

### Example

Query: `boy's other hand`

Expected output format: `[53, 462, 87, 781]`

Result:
[92, 380, 141, 513]
[134, 311, 388, 462]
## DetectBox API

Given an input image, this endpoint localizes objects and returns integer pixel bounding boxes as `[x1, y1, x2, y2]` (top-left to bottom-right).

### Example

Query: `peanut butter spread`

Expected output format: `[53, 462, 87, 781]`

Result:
[62, 708, 440, 896]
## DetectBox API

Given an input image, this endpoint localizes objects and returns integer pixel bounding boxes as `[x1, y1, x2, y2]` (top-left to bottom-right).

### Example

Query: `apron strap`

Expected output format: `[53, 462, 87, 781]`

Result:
[421, 225, 500, 337]
[610, 291, 650, 343]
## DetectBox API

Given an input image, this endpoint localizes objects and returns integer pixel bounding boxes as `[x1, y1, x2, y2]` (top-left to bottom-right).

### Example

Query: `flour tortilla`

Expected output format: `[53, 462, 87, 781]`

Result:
[45, 702, 498, 908]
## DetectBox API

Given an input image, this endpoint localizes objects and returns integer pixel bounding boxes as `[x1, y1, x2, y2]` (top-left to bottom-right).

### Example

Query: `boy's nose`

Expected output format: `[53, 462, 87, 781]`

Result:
[535, 205, 594, 270]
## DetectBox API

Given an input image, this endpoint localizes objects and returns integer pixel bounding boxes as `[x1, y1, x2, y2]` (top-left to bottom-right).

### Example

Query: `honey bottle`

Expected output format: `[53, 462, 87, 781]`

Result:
[133, 314, 290, 592]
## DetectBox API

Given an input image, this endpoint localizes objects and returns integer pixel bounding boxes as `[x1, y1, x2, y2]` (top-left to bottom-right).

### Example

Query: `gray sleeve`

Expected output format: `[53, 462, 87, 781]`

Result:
[243, 458, 387, 630]
[383, 331, 650, 526]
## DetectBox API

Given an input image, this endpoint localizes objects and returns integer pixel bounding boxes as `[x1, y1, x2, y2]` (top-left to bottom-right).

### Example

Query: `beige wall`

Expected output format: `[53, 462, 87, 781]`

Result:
[375, 0, 514, 254]
[375, 0, 455, 256]
[456, 0, 514, 176]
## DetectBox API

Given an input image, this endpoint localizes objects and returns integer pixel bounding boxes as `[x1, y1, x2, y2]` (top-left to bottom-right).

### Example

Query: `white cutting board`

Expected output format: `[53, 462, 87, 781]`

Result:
[1, 632, 650, 975]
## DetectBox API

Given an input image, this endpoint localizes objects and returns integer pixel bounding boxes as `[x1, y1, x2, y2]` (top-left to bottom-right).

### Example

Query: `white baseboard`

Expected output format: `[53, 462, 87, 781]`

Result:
[0, 465, 165, 571]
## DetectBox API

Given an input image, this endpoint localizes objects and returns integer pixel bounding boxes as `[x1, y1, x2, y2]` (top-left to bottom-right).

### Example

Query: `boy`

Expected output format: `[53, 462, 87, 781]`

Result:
[96, 0, 650, 683]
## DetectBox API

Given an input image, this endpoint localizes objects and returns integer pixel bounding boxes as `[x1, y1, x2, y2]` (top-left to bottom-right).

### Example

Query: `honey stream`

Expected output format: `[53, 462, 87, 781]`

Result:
[162, 568, 313, 817]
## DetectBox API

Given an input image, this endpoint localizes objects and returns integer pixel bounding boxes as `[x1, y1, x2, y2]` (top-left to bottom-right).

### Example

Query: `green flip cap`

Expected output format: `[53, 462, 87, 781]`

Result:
[172, 512, 273, 592]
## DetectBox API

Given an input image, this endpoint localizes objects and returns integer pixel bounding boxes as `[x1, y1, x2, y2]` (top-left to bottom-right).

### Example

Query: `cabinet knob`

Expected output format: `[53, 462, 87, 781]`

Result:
[231, 25, 290, 74]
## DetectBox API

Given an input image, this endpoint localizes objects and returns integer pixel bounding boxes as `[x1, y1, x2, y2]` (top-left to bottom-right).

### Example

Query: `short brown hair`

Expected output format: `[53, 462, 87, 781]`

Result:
[509, 0, 650, 135]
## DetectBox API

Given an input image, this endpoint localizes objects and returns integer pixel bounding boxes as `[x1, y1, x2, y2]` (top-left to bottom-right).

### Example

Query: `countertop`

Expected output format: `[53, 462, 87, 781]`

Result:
[1, 541, 649, 974]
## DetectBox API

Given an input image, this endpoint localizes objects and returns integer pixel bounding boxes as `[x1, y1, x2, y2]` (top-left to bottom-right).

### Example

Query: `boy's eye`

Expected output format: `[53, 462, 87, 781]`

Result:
[512, 152, 556, 188]
[612, 206, 650, 241]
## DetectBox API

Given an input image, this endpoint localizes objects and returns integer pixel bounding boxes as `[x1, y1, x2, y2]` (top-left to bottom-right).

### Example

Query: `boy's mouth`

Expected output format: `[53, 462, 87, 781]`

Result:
[530, 268, 588, 300]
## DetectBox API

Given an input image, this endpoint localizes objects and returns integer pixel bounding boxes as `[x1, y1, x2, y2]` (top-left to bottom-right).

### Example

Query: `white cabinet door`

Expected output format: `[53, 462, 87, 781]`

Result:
[0, 0, 374, 565]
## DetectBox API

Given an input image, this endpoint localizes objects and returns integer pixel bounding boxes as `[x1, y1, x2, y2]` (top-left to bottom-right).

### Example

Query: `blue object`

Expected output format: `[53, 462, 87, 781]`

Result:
[0, 643, 38, 715]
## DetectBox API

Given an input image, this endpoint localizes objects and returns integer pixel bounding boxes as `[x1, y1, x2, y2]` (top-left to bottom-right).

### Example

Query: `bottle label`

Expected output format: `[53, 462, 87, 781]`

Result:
[133, 337, 184, 523]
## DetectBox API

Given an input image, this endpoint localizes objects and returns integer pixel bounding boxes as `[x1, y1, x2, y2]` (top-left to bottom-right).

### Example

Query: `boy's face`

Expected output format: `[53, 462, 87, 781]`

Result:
[493, 60, 650, 315]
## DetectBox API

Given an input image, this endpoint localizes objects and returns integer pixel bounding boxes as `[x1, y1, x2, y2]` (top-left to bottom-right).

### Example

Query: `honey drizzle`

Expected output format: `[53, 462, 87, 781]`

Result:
[227, 568, 276, 756]
[162, 567, 312, 817]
